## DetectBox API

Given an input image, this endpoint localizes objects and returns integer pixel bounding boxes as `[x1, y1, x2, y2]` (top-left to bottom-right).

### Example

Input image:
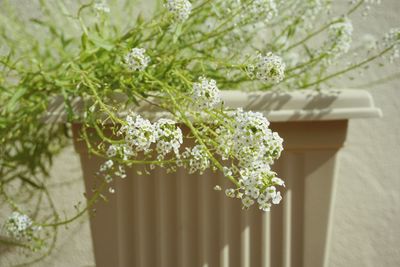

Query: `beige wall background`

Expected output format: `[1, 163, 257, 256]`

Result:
[1, 1, 399, 266]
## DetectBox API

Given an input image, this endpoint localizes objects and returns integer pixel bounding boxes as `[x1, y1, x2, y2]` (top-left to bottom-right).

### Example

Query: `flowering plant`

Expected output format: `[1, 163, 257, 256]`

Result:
[0, 0, 398, 260]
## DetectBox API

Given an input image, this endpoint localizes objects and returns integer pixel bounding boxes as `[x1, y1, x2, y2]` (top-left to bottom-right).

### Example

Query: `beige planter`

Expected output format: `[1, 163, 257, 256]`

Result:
[72, 89, 381, 267]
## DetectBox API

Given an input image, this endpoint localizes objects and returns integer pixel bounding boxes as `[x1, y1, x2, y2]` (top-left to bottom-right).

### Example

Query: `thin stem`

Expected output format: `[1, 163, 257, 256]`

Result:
[300, 45, 394, 89]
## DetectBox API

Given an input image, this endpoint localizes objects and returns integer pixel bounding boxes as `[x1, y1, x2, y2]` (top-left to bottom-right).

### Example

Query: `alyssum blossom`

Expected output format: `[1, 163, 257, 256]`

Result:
[191, 76, 221, 109]
[214, 108, 284, 210]
[124, 47, 150, 71]
[248, 0, 278, 21]
[219, 0, 277, 22]
[3, 211, 37, 241]
[238, 168, 284, 210]
[165, 0, 192, 23]
[328, 18, 353, 56]
[155, 118, 183, 160]
[231, 108, 283, 166]
[100, 116, 184, 184]
[94, 1, 110, 13]
[182, 145, 210, 174]
[383, 28, 400, 62]
[119, 114, 157, 153]
[248, 52, 286, 83]
[117, 114, 183, 158]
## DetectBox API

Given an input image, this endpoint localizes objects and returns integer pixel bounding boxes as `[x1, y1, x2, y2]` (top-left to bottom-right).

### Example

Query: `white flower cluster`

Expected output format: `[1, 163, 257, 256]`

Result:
[94, 1, 110, 13]
[232, 109, 283, 167]
[191, 76, 221, 109]
[248, 53, 286, 83]
[300, 0, 324, 29]
[124, 48, 150, 71]
[99, 116, 183, 184]
[118, 114, 183, 157]
[165, 0, 192, 23]
[218, 0, 277, 23]
[328, 18, 353, 56]
[248, 0, 277, 21]
[99, 159, 127, 182]
[216, 108, 284, 210]
[215, 125, 233, 160]
[3, 211, 36, 240]
[182, 145, 210, 174]
[106, 144, 135, 160]
[236, 168, 284, 211]
[383, 28, 400, 62]
[120, 114, 156, 152]
[155, 119, 184, 160]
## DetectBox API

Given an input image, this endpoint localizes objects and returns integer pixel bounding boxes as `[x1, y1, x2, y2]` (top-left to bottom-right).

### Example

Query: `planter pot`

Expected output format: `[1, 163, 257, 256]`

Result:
[71, 89, 381, 267]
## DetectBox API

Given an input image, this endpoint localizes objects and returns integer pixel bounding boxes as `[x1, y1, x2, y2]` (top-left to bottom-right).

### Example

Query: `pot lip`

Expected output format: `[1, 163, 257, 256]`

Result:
[221, 88, 382, 122]
[44, 89, 382, 123]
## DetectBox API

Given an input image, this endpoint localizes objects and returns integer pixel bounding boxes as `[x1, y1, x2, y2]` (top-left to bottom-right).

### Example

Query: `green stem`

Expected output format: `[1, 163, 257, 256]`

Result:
[299, 45, 394, 89]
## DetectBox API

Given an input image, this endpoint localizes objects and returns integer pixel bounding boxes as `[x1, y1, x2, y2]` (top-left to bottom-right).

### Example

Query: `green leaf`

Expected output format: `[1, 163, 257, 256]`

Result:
[173, 24, 183, 44]
[81, 33, 88, 51]
[6, 87, 27, 112]
[136, 13, 144, 25]
[61, 88, 74, 122]
[88, 34, 114, 51]
[30, 18, 60, 37]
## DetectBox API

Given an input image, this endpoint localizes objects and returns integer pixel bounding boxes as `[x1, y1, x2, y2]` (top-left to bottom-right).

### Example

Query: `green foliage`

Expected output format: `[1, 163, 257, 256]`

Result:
[0, 0, 398, 262]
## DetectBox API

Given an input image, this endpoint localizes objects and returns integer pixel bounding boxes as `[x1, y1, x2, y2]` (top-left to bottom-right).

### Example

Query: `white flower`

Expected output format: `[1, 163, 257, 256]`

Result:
[219, 0, 277, 23]
[213, 185, 222, 191]
[182, 145, 210, 174]
[107, 145, 117, 157]
[272, 191, 282, 204]
[122, 144, 135, 160]
[383, 28, 400, 62]
[215, 124, 233, 160]
[191, 76, 221, 109]
[245, 187, 260, 199]
[94, 1, 110, 13]
[223, 167, 233, 177]
[212, 108, 285, 210]
[3, 212, 33, 240]
[328, 18, 353, 56]
[225, 188, 236, 198]
[154, 118, 183, 159]
[249, 52, 285, 83]
[248, 0, 277, 21]
[231, 108, 283, 166]
[165, 0, 192, 22]
[104, 174, 113, 183]
[266, 186, 277, 199]
[242, 196, 255, 208]
[100, 159, 114, 172]
[106, 144, 136, 160]
[257, 192, 270, 205]
[272, 177, 285, 187]
[124, 48, 150, 71]
[259, 202, 272, 211]
[115, 165, 127, 179]
[119, 114, 157, 153]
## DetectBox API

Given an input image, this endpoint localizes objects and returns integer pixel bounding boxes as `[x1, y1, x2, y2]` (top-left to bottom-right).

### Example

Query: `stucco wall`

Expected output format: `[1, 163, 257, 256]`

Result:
[330, 1, 400, 266]
[1, 1, 399, 266]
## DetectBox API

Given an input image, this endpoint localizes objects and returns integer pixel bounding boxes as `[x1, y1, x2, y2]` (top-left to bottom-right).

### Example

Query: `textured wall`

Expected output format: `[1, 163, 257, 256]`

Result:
[329, 1, 400, 266]
[1, 1, 399, 266]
